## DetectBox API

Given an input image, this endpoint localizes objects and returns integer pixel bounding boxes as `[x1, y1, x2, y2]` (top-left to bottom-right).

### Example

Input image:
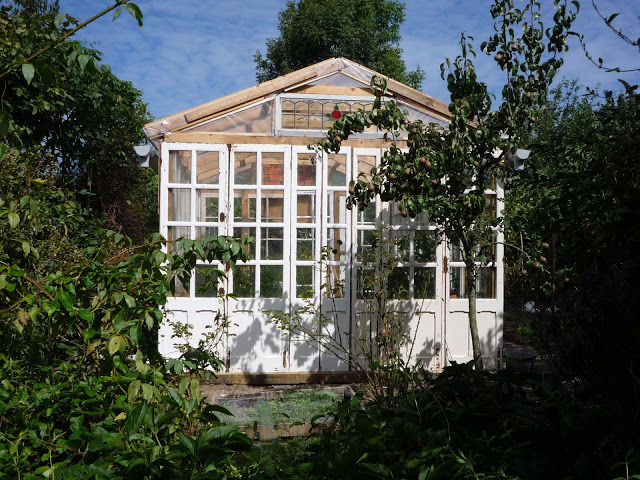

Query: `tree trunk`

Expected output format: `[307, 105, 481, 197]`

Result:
[466, 261, 484, 370]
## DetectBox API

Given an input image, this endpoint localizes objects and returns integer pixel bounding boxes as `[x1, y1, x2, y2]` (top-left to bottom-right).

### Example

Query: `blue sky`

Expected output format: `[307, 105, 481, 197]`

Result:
[57, 0, 640, 120]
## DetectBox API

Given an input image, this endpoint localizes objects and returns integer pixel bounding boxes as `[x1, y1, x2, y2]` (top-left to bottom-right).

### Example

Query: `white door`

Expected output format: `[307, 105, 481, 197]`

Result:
[225, 145, 291, 372]
[159, 142, 229, 360]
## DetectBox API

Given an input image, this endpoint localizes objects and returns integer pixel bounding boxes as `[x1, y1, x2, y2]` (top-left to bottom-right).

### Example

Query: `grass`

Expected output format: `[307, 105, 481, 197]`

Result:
[221, 388, 339, 426]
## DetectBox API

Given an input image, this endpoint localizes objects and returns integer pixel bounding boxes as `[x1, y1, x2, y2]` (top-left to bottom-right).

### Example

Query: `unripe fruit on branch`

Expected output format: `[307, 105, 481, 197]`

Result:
[419, 156, 432, 169]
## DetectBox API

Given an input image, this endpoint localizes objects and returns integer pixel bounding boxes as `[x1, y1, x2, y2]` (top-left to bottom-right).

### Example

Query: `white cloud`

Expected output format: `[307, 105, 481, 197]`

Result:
[57, 0, 640, 119]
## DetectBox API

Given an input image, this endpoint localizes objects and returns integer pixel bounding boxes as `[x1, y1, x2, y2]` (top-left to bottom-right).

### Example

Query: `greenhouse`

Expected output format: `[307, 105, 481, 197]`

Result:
[143, 57, 504, 375]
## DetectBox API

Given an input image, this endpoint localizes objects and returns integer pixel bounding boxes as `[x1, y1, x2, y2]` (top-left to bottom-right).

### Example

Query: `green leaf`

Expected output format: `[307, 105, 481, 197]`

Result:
[129, 325, 141, 344]
[58, 290, 74, 311]
[7, 212, 19, 229]
[172, 360, 183, 375]
[156, 411, 180, 428]
[190, 378, 201, 404]
[141, 383, 153, 403]
[128, 380, 141, 402]
[54, 13, 66, 28]
[78, 309, 94, 323]
[113, 5, 124, 20]
[21, 241, 30, 256]
[178, 433, 196, 455]
[78, 54, 90, 71]
[22, 63, 35, 85]
[125, 403, 149, 439]
[123, 293, 136, 308]
[125, 3, 144, 27]
[107, 335, 124, 355]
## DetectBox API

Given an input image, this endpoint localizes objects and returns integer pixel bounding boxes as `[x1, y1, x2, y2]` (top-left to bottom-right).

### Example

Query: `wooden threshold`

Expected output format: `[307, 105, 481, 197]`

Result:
[206, 371, 367, 385]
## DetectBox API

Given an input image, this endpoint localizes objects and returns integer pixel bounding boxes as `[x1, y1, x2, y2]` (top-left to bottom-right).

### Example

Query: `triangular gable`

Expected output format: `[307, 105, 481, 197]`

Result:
[144, 57, 450, 145]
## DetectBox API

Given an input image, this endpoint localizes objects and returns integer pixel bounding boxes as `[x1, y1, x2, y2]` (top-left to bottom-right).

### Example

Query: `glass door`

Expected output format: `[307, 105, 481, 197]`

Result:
[226, 145, 291, 372]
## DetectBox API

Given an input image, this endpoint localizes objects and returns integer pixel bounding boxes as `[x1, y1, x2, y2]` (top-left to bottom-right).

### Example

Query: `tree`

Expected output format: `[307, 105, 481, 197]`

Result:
[573, 0, 640, 73]
[504, 79, 640, 417]
[254, 0, 425, 89]
[0, 5, 155, 240]
[317, 0, 578, 369]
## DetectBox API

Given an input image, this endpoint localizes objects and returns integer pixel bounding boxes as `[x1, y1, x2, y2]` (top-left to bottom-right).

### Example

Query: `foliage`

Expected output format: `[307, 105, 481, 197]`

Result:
[571, 1, 640, 73]
[264, 363, 639, 480]
[0, 4, 154, 239]
[0, 143, 260, 477]
[315, 0, 578, 369]
[269, 236, 419, 401]
[222, 389, 338, 427]
[0, 355, 254, 479]
[503, 79, 640, 435]
[254, 0, 424, 89]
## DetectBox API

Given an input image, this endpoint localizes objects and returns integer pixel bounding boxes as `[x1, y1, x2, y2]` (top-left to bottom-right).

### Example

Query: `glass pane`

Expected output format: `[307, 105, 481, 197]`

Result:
[415, 267, 436, 299]
[324, 265, 346, 298]
[328, 153, 347, 186]
[415, 231, 436, 262]
[261, 190, 284, 222]
[234, 152, 257, 185]
[356, 267, 375, 300]
[195, 266, 220, 297]
[261, 227, 283, 260]
[196, 226, 218, 241]
[450, 267, 464, 298]
[262, 152, 284, 185]
[389, 201, 410, 226]
[451, 243, 464, 261]
[484, 194, 497, 218]
[478, 267, 496, 298]
[171, 272, 190, 298]
[391, 230, 410, 262]
[388, 267, 409, 300]
[168, 189, 190, 221]
[197, 190, 218, 222]
[233, 265, 255, 297]
[282, 101, 295, 128]
[167, 226, 190, 255]
[358, 198, 376, 224]
[169, 150, 191, 184]
[297, 228, 315, 260]
[234, 191, 256, 222]
[296, 265, 315, 298]
[357, 154, 376, 183]
[327, 191, 347, 224]
[297, 153, 316, 186]
[297, 193, 315, 223]
[235, 226, 256, 257]
[356, 229, 378, 260]
[196, 151, 219, 184]
[260, 265, 283, 298]
[327, 228, 347, 262]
